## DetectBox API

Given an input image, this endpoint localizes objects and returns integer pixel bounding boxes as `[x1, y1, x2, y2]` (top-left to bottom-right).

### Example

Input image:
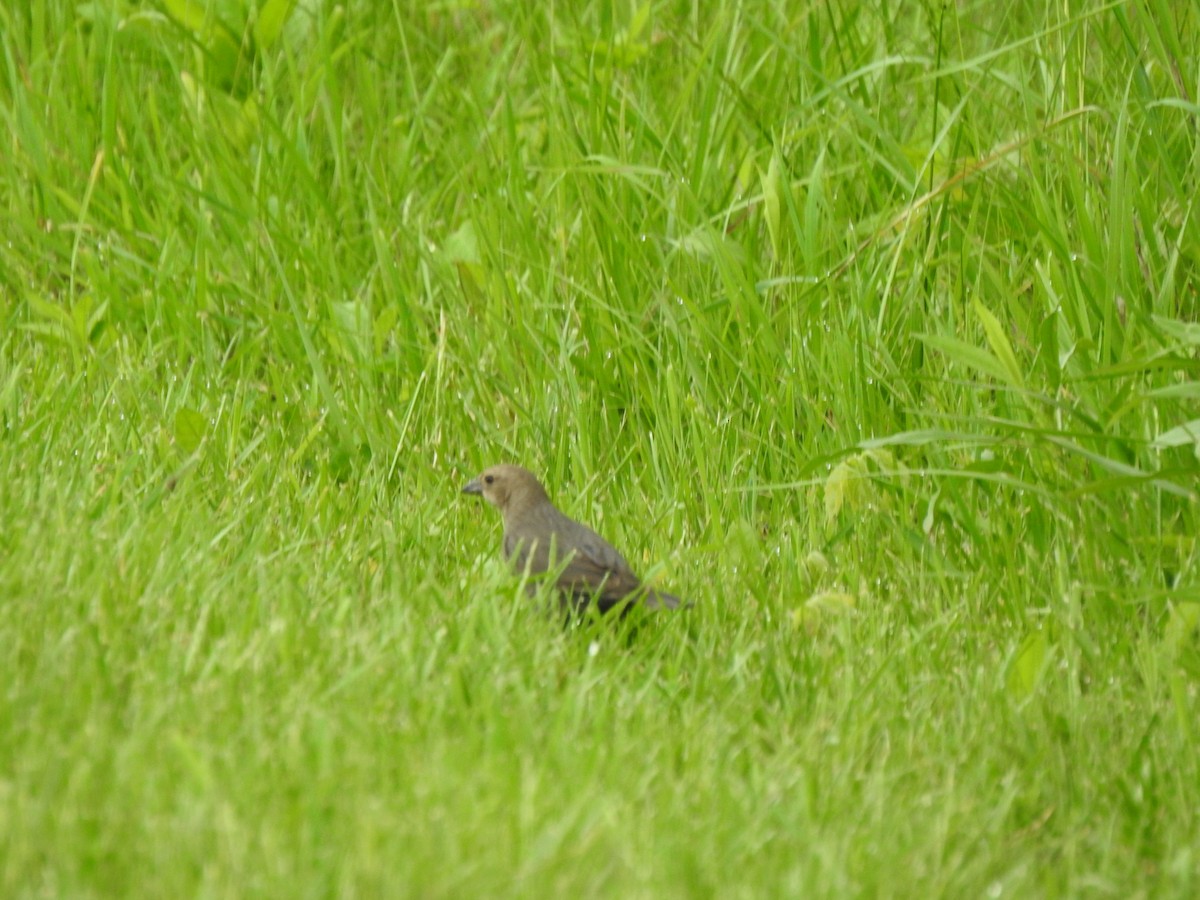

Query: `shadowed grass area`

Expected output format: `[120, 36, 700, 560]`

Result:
[1, 0, 1198, 896]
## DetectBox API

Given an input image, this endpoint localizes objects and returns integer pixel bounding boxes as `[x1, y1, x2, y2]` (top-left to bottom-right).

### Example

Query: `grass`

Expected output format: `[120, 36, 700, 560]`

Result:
[1, 0, 1198, 895]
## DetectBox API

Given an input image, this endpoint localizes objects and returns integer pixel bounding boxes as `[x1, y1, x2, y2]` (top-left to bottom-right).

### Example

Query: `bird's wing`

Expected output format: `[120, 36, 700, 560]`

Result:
[504, 529, 548, 574]
[504, 515, 642, 599]
[554, 521, 643, 600]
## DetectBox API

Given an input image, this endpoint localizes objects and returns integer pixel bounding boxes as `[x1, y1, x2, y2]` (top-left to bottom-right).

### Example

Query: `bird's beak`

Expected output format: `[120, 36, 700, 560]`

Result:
[462, 478, 483, 496]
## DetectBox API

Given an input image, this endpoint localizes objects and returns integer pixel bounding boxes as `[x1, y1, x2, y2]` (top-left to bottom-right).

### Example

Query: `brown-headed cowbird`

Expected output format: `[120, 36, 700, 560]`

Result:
[462, 464, 686, 614]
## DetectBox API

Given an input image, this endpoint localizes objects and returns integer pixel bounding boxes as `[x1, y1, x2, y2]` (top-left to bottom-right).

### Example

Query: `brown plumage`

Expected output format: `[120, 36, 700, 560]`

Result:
[462, 464, 686, 614]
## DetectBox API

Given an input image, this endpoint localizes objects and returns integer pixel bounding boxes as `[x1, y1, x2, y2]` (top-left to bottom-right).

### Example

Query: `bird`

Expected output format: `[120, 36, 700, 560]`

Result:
[462, 464, 686, 614]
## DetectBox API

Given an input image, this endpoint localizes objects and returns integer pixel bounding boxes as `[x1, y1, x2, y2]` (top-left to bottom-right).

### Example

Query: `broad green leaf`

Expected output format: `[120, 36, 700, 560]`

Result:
[442, 220, 480, 265]
[1143, 383, 1200, 400]
[331, 300, 371, 359]
[1163, 602, 1200, 655]
[761, 149, 782, 258]
[254, 0, 296, 49]
[1152, 314, 1200, 347]
[160, 0, 208, 33]
[974, 298, 1024, 389]
[174, 408, 208, 455]
[1152, 419, 1200, 451]
[824, 455, 864, 525]
[628, 2, 651, 42]
[791, 591, 857, 632]
[918, 333, 1010, 383]
[1006, 630, 1049, 702]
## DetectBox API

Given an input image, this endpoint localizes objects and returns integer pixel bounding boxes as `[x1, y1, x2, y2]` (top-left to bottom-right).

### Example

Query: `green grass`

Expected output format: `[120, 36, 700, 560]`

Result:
[2, 0, 1199, 895]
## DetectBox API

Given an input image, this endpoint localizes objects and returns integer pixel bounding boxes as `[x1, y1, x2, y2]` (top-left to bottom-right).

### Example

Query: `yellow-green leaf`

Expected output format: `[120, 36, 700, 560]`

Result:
[174, 408, 208, 455]
[761, 149, 782, 258]
[1006, 630, 1049, 702]
[973, 298, 1024, 389]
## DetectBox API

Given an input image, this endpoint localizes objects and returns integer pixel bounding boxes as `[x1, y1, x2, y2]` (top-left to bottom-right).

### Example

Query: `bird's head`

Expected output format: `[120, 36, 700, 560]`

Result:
[462, 464, 550, 517]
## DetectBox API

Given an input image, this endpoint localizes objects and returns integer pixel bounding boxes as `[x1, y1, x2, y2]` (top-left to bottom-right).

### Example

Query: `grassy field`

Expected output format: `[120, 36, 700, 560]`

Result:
[2, 0, 1199, 896]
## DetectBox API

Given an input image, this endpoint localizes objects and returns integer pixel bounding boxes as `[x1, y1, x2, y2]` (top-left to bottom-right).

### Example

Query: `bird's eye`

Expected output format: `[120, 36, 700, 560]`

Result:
[484, 475, 494, 484]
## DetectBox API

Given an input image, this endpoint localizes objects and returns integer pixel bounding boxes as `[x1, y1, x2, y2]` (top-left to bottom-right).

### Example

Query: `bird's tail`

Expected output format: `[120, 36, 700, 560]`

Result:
[644, 589, 690, 610]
